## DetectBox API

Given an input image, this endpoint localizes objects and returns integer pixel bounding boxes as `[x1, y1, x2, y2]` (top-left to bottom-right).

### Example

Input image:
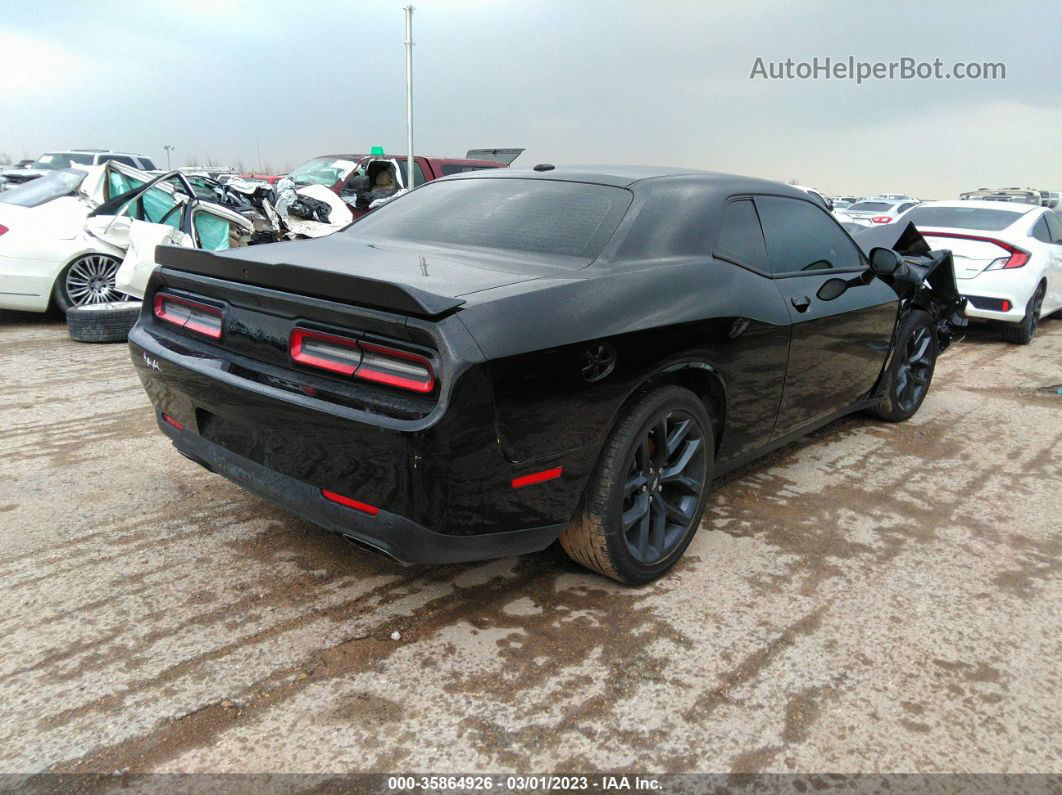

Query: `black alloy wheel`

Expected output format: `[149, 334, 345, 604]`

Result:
[894, 324, 934, 414]
[620, 409, 707, 565]
[560, 385, 714, 584]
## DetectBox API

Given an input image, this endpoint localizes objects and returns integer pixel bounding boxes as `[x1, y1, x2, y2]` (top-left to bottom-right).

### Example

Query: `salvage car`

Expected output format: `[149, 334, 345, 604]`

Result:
[903, 200, 1062, 343]
[127, 167, 963, 584]
[0, 163, 249, 314]
[0, 149, 157, 191]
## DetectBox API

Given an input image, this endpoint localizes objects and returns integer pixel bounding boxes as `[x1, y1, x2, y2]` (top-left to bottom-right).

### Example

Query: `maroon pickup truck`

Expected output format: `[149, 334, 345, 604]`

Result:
[269, 149, 523, 219]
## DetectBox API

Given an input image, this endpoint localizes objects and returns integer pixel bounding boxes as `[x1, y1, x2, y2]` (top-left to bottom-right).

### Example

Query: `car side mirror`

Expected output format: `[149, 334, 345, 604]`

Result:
[868, 247, 903, 276]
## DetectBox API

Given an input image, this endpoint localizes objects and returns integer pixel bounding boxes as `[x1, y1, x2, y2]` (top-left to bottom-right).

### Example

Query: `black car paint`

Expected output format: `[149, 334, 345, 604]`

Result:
[128, 167, 959, 563]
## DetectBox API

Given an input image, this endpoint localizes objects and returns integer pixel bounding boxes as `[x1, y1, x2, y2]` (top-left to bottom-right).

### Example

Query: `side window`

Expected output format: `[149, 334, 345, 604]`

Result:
[1030, 215, 1052, 243]
[897, 202, 915, 214]
[715, 199, 770, 272]
[755, 196, 863, 275]
[396, 161, 427, 187]
[1044, 212, 1062, 244]
[106, 171, 146, 201]
[138, 158, 157, 170]
[102, 155, 137, 167]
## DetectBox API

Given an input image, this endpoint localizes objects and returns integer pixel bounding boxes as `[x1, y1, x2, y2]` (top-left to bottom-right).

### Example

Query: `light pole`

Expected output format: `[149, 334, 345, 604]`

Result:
[163, 144, 175, 170]
[404, 5, 414, 191]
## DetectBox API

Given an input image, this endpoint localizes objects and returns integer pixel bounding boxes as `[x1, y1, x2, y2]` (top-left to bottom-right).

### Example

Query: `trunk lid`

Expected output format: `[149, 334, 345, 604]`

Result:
[919, 230, 1017, 279]
[155, 236, 565, 317]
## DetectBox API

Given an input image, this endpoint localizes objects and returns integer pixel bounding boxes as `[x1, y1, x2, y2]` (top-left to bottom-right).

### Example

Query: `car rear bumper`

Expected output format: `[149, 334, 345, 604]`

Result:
[957, 269, 1041, 322]
[161, 416, 566, 564]
[128, 318, 595, 562]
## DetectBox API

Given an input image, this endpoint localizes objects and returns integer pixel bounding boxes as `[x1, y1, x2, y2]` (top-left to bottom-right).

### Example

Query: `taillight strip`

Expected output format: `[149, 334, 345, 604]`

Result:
[153, 293, 224, 339]
[289, 328, 436, 393]
[920, 231, 1030, 268]
[290, 328, 362, 376]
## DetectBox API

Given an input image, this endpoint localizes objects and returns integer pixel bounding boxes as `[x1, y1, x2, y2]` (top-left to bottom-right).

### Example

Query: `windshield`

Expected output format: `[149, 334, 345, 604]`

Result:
[288, 156, 361, 187]
[847, 201, 892, 213]
[906, 206, 1024, 232]
[0, 169, 86, 207]
[348, 178, 632, 261]
[32, 152, 93, 170]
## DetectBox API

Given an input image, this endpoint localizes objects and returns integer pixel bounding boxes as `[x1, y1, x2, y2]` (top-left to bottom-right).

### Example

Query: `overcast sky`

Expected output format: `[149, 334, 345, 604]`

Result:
[3, 0, 1059, 198]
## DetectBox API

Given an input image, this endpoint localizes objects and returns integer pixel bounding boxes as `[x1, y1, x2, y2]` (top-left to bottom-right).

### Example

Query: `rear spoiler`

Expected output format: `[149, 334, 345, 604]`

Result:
[465, 148, 524, 165]
[153, 245, 466, 318]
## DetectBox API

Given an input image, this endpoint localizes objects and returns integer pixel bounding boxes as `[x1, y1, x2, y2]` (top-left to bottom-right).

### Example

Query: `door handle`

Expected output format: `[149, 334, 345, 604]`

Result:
[791, 295, 811, 312]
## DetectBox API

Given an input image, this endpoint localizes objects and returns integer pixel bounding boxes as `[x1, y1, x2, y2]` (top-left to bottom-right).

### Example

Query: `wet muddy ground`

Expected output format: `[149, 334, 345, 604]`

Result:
[0, 311, 1059, 775]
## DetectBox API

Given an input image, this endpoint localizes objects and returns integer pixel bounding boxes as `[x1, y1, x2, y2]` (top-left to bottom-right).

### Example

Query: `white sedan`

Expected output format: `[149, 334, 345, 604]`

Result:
[0, 163, 251, 314]
[900, 200, 1062, 344]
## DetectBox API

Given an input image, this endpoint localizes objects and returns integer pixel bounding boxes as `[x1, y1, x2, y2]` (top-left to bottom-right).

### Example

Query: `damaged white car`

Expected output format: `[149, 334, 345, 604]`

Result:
[0, 162, 352, 341]
[0, 162, 251, 314]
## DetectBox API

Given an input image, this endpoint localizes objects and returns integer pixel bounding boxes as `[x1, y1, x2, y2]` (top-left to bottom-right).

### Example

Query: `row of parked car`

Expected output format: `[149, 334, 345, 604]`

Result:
[1, 151, 1060, 347]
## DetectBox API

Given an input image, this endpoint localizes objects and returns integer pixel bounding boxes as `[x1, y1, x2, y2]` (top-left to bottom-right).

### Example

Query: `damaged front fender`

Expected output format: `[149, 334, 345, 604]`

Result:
[853, 221, 967, 351]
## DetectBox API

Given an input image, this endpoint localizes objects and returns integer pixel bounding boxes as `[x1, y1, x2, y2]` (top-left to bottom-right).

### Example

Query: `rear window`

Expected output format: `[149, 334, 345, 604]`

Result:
[0, 170, 86, 207]
[847, 201, 892, 212]
[348, 178, 632, 261]
[906, 206, 1024, 231]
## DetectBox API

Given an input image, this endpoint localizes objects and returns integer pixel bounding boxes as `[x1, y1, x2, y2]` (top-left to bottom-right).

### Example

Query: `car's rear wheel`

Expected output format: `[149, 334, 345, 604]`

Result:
[870, 309, 937, 422]
[52, 253, 127, 314]
[1000, 282, 1045, 345]
[560, 385, 713, 585]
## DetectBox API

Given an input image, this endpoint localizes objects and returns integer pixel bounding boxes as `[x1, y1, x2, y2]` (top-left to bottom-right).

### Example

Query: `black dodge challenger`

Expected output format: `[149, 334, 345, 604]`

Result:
[128, 166, 964, 584]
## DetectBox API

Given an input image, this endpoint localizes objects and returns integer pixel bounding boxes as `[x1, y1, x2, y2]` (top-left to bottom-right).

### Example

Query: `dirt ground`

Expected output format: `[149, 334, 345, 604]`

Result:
[0, 310, 1059, 777]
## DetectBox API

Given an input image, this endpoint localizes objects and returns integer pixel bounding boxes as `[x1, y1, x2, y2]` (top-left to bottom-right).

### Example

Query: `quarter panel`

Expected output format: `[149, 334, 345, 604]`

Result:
[459, 259, 792, 464]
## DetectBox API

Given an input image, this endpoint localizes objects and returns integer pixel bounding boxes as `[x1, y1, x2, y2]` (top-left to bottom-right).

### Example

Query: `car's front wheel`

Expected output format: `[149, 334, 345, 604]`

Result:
[870, 309, 938, 422]
[560, 385, 713, 585]
[1000, 282, 1045, 345]
[52, 253, 126, 314]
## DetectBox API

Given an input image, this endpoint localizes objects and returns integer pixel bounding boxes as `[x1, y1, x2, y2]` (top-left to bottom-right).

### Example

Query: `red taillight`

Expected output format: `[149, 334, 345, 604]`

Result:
[871, 216, 893, 224]
[0, 224, 8, 236]
[356, 341, 435, 393]
[1001, 250, 1030, 269]
[290, 328, 362, 376]
[921, 231, 1030, 269]
[289, 328, 435, 393]
[1001, 300, 1011, 312]
[321, 489, 379, 515]
[512, 466, 564, 489]
[161, 413, 184, 431]
[153, 293, 223, 339]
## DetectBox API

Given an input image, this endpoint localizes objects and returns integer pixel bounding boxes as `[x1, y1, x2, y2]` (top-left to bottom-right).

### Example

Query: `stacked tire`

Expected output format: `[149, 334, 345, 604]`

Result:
[66, 302, 142, 343]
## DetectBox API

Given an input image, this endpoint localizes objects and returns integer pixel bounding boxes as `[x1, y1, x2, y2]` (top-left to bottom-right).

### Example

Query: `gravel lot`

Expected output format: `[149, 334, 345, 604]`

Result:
[0, 310, 1059, 776]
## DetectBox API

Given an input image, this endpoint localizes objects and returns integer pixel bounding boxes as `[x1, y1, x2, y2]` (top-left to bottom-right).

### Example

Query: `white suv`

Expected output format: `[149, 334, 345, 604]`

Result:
[1, 150, 158, 190]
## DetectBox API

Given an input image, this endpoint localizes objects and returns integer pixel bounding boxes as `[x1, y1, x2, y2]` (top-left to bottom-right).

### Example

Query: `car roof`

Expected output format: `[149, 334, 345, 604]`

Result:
[441, 164, 811, 196]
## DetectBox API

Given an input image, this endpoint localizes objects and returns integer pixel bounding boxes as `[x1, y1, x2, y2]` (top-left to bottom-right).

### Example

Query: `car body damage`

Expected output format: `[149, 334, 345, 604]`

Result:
[852, 221, 968, 350]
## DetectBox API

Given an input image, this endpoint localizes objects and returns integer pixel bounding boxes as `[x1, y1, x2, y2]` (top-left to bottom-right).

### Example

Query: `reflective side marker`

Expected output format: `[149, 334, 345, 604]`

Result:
[321, 489, 380, 516]
[512, 466, 564, 489]
[161, 413, 184, 431]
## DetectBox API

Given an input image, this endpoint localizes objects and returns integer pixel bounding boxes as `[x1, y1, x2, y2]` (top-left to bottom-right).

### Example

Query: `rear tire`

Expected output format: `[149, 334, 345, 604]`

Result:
[52, 253, 126, 315]
[560, 386, 713, 585]
[67, 302, 142, 343]
[870, 309, 937, 422]
[1000, 283, 1044, 345]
